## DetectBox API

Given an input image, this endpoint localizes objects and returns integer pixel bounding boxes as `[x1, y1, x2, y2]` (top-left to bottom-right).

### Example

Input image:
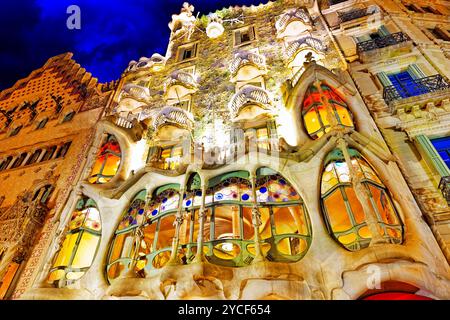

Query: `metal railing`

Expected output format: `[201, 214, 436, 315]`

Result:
[338, 7, 378, 23]
[357, 32, 411, 53]
[383, 74, 450, 105]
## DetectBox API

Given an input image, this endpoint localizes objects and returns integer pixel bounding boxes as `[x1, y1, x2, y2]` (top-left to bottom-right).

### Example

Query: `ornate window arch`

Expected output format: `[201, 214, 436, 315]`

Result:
[47, 197, 101, 287]
[302, 82, 354, 139]
[88, 134, 122, 184]
[320, 148, 403, 251]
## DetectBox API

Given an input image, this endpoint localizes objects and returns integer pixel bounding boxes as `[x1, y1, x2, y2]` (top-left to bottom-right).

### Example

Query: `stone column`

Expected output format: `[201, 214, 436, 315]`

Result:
[194, 182, 208, 263]
[337, 138, 386, 246]
[168, 188, 186, 265]
[250, 173, 264, 262]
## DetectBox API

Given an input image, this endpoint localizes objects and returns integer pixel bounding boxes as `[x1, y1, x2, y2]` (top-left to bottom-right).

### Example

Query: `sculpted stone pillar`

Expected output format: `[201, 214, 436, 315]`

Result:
[250, 173, 264, 263]
[337, 138, 386, 246]
[193, 182, 208, 263]
[168, 187, 185, 265]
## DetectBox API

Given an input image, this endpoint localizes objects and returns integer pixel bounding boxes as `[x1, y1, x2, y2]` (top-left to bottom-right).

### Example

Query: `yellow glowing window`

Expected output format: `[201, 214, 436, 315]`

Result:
[321, 148, 403, 251]
[159, 146, 183, 170]
[88, 134, 121, 184]
[47, 197, 101, 286]
[302, 82, 354, 140]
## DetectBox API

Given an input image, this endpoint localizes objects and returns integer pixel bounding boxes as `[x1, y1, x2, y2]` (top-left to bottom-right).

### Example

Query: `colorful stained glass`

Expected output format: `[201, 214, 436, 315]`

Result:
[89, 134, 122, 184]
[47, 197, 101, 285]
[256, 173, 299, 203]
[118, 190, 147, 230]
[302, 82, 354, 140]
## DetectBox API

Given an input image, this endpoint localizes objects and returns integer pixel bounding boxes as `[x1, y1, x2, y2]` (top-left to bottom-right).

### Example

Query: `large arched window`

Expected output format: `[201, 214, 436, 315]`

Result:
[302, 82, 354, 139]
[47, 197, 101, 286]
[88, 134, 121, 184]
[321, 148, 403, 251]
[255, 167, 311, 261]
[106, 186, 180, 282]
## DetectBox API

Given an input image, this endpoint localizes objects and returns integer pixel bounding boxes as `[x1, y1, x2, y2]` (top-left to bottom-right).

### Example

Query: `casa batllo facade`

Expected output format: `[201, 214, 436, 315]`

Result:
[1, 0, 450, 300]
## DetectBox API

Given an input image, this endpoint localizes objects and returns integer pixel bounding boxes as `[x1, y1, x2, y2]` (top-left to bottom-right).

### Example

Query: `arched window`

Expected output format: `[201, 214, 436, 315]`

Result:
[106, 186, 180, 282]
[320, 148, 403, 251]
[255, 167, 311, 261]
[11, 153, 27, 169]
[88, 134, 122, 184]
[42, 146, 57, 162]
[26, 149, 42, 165]
[62, 112, 75, 123]
[302, 82, 354, 139]
[0, 156, 13, 171]
[10, 125, 22, 137]
[47, 197, 101, 286]
[36, 117, 48, 130]
[56, 141, 72, 158]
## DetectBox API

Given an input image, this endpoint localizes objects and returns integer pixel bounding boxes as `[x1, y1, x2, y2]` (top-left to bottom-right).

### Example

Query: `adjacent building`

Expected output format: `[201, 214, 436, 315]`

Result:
[1, 0, 450, 300]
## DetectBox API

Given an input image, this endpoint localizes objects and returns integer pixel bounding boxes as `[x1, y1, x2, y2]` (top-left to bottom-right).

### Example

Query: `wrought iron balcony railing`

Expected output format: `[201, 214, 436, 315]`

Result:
[357, 32, 411, 53]
[275, 8, 310, 35]
[164, 71, 198, 92]
[285, 37, 327, 62]
[439, 176, 450, 205]
[338, 7, 378, 23]
[229, 85, 273, 119]
[229, 51, 266, 77]
[152, 106, 194, 131]
[383, 75, 450, 105]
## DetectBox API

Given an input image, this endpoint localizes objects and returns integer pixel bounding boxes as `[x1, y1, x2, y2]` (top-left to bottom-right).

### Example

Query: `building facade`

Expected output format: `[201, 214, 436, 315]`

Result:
[0, 53, 115, 299]
[2, 0, 450, 300]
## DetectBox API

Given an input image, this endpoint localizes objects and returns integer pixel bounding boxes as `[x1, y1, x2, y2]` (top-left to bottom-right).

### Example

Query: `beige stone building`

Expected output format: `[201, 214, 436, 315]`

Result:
[0, 53, 115, 299]
[2, 0, 450, 300]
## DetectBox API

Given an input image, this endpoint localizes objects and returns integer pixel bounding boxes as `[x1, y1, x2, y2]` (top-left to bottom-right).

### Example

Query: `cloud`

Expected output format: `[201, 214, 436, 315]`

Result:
[0, 0, 267, 90]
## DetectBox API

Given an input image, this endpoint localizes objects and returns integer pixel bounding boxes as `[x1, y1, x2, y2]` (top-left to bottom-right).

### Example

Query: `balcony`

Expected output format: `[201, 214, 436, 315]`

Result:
[286, 37, 327, 62]
[152, 106, 194, 141]
[230, 51, 267, 82]
[383, 75, 450, 105]
[116, 83, 151, 117]
[275, 8, 311, 39]
[164, 71, 198, 102]
[357, 32, 411, 53]
[439, 176, 450, 205]
[338, 6, 379, 24]
[229, 86, 273, 121]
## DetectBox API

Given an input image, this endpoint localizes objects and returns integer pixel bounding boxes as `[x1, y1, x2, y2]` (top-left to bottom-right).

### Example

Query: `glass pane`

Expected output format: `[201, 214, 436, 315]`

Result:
[338, 232, 357, 245]
[69, 210, 86, 231]
[358, 225, 372, 239]
[152, 251, 171, 269]
[84, 208, 101, 231]
[156, 215, 175, 250]
[160, 191, 180, 213]
[335, 104, 354, 127]
[141, 222, 157, 254]
[214, 181, 239, 202]
[179, 211, 193, 245]
[334, 161, 350, 183]
[71, 232, 100, 269]
[214, 205, 240, 240]
[369, 185, 399, 225]
[52, 233, 78, 268]
[323, 189, 352, 233]
[303, 109, 321, 136]
[193, 208, 211, 243]
[276, 237, 306, 256]
[48, 270, 65, 282]
[273, 205, 308, 236]
[344, 186, 365, 224]
[109, 232, 133, 263]
[107, 261, 126, 280]
[321, 163, 339, 195]
[258, 207, 272, 240]
[317, 104, 330, 128]
[213, 242, 240, 260]
[242, 207, 254, 240]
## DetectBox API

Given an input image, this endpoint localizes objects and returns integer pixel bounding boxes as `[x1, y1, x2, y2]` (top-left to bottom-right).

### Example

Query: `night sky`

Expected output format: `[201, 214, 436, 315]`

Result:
[0, 0, 267, 90]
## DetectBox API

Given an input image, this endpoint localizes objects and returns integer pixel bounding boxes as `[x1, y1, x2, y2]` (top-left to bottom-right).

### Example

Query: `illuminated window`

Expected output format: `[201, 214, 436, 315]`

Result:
[36, 117, 48, 130]
[88, 134, 121, 184]
[321, 148, 403, 251]
[302, 82, 354, 139]
[47, 197, 101, 286]
[158, 145, 183, 171]
[177, 43, 198, 62]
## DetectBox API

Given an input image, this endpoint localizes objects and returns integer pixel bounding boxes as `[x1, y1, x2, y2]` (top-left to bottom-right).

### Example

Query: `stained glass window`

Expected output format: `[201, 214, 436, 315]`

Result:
[88, 134, 122, 184]
[302, 82, 354, 139]
[47, 197, 101, 286]
[320, 148, 403, 251]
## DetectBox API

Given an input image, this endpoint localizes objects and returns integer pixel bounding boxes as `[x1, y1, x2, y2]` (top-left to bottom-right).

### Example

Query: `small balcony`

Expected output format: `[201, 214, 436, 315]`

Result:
[338, 6, 379, 24]
[120, 83, 151, 102]
[275, 8, 311, 39]
[439, 176, 450, 205]
[286, 37, 327, 62]
[357, 32, 412, 63]
[383, 75, 450, 106]
[229, 51, 267, 82]
[164, 71, 198, 102]
[229, 86, 273, 121]
[152, 106, 194, 141]
[357, 32, 411, 53]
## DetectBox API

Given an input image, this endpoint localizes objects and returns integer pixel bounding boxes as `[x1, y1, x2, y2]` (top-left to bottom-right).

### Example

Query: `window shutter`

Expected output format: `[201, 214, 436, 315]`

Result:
[377, 72, 393, 87]
[378, 25, 390, 36]
[234, 30, 241, 46]
[249, 26, 256, 41]
[415, 135, 450, 178]
[407, 64, 426, 79]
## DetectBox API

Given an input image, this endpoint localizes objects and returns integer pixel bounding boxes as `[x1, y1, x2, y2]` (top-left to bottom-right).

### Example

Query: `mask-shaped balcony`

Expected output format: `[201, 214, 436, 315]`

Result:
[126, 54, 166, 72]
[286, 37, 327, 68]
[152, 106, 194, 141]
[116, 83, 151, 116]
[229, 85, 274, 122]
[275, 8, 312, 39]
[229, 51, 267, 83]
[164, 71, 198, 103]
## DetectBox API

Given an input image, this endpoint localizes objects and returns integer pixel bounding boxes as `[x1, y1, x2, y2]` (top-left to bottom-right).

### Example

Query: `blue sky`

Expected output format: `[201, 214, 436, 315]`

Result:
[0, 0, 266, 90]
